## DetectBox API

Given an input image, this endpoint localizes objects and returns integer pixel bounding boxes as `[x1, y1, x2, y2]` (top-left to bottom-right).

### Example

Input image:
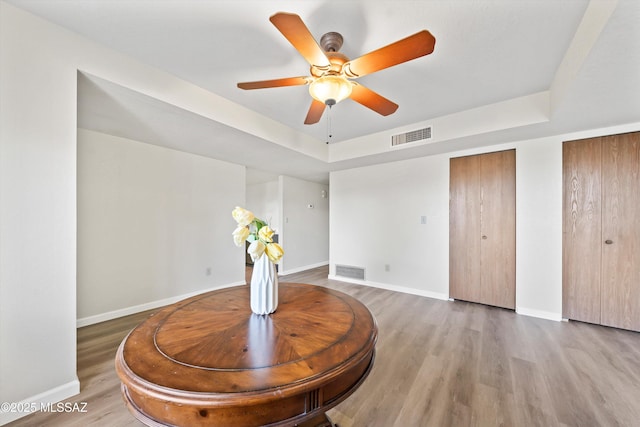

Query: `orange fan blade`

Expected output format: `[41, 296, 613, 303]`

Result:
[237, 76, 310, 90]
[270, 12, 331, 68]
[350, 83, 399, 116]
[304, 99, 326, 124]
[343, 30, 435, 78]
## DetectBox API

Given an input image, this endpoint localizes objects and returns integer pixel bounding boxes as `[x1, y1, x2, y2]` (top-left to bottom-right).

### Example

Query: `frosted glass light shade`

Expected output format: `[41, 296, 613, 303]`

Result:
[309, 75, 353, 105]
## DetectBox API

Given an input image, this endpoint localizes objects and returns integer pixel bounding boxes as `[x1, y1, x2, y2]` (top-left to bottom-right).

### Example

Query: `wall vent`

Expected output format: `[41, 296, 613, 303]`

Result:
[391, 126, 432, 146]
[335, 265, 365, 281]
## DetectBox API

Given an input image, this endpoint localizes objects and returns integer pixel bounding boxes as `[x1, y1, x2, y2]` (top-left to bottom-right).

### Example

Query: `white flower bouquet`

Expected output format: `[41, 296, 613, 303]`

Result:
[232, 207, 284, 263]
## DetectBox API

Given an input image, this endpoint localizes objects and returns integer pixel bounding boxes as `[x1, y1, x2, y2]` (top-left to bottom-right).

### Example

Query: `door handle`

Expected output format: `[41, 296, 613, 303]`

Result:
[605, 239, 613, 245]
[482, 235, 488, 240]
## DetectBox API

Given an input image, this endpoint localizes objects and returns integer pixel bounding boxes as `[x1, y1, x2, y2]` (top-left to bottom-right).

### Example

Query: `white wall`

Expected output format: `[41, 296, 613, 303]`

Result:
[0, 4, 257, 424]
[279, 176, 329, 274]
[514, 136, 563, 318]
[1, 3, 81, 421]
[77, 129, 245, 325]
[330, 153, 450, 300]
[330, 123, 640, 320]
[246, 179, 281, 235]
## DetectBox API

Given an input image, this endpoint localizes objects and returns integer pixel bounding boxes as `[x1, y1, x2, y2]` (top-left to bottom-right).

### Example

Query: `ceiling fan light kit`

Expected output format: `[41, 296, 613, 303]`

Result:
[309, 74, 352, 106]
[237, 12, 436, 125]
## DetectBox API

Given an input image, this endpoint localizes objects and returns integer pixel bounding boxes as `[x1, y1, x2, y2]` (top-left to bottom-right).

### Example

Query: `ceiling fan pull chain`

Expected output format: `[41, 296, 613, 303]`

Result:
[326, 104, 333, 144]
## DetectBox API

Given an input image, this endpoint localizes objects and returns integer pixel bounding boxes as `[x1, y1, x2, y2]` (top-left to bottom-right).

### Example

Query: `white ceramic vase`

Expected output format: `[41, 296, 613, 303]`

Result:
[250, 254, 278, 315]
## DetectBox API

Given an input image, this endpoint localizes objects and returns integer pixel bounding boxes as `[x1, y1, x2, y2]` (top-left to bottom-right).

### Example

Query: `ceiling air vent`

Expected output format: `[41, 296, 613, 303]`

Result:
[391, 126, 432, 147]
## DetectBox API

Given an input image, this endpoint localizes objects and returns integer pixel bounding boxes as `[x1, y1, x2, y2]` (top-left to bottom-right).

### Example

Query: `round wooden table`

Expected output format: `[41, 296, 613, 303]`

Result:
[115, 282, 377, 427]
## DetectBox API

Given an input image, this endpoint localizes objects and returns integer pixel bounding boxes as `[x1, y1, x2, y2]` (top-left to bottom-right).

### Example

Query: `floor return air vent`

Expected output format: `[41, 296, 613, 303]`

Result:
[335, 265, 365, 281]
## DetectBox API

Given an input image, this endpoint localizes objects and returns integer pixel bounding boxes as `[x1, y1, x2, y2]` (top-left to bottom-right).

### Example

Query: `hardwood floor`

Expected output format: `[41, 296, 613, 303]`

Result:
[8, 266, 640, 426]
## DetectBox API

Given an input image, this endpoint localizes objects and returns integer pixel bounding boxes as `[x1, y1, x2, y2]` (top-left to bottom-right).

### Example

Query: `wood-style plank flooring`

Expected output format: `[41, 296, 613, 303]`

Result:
[8, 266, 640, 426]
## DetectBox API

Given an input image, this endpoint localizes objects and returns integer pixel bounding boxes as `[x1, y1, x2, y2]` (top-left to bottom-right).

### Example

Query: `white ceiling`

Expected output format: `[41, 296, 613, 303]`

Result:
[6, 0, 640, 184]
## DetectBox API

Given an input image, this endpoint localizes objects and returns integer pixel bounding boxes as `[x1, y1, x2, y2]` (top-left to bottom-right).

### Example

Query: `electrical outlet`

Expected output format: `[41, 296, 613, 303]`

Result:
[385, 264, 390, 272]
[206, 267, 212, 276]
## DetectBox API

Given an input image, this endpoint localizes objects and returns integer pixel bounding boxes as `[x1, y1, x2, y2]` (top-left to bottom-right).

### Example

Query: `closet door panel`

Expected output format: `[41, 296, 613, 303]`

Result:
[450, 155, 482, 303]
[601, 133, 640, 331]
[479, 150, 516, 309]
[562, 138, 602, 324]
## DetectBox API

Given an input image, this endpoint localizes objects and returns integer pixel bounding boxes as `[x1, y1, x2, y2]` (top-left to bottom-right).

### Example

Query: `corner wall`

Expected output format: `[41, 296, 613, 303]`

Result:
[77, 129, 245, 325]
[279, 176, 329, 274]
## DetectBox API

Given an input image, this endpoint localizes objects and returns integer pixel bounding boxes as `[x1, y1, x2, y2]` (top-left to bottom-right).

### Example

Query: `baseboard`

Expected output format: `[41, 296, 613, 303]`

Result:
[279, 261, 329, 277]
[327, 275, 449, 301]
[0, 379, 80, 426]
[76, 281, 246, 328]
[327, 275, 563, 322]
[328, 274, 365, 286]
[516, 306, 562, 322]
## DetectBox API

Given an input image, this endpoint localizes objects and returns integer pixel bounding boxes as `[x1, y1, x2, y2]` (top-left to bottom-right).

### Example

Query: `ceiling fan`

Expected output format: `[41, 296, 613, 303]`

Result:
[237, 12, 436, 125]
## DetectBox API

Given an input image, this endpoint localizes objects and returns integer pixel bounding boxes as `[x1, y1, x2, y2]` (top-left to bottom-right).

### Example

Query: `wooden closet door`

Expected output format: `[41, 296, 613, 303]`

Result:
[562, 138, 602, 324]
[479, 150, 516, 309]
[450, 154, 482, 304]
[601, 133, 640, 331]
[449, 150, 515, 309]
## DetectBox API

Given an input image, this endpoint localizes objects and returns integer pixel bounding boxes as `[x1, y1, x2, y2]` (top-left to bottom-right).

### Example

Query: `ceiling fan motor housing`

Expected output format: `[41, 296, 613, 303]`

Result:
[320, 32, 343, 52]
[310, 51, 349, 78]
